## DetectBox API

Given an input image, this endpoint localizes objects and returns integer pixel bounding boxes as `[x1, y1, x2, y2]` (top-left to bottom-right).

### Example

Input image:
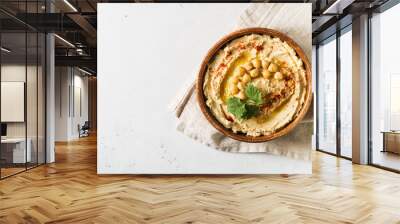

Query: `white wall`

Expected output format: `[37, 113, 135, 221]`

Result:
[1, 64, 46, 163]
[1, 65, 40, 138]
[1, 65, 26, 138]
[1, 65, 29, 140]
[55, 66, 69, 141]
[55, 67, 89, 141]
[72, 73, 89, 137]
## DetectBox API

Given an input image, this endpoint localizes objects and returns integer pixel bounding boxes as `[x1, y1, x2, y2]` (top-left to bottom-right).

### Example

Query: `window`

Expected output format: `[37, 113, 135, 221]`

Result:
[339, 27, 352, 158]
[316, 25, 353, 159]
[370, 3, 400, 171]
[317, 36, 337, 154]
[389, 74, 400, 130]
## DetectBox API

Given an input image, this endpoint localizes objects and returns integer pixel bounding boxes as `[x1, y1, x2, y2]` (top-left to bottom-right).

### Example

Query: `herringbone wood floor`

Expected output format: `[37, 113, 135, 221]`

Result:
[1, 135, 400, 224]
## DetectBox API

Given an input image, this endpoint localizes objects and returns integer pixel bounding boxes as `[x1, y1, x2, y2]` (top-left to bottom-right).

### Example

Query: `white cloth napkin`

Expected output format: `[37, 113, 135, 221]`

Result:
[171, 3, 313, 161]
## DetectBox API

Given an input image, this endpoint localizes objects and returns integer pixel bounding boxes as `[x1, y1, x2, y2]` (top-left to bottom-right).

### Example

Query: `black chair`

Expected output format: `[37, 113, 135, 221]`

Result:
[79, 121, 90, 138]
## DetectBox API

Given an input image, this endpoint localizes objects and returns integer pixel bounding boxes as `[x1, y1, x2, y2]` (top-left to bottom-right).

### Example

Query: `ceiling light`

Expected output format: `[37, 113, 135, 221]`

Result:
[76, 48, 85, 55]
[78, 67, 93, 76]
[54, 34, 75, 48]
[1, 47, 11, 53]
[63, 0, 78, 12]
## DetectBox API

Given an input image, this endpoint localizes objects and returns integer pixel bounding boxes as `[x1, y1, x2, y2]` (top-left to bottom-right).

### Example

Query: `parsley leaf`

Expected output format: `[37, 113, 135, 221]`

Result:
[245, 84, 263, 106]
[227, 85, 264, 121]
[227, 97, 247, 120]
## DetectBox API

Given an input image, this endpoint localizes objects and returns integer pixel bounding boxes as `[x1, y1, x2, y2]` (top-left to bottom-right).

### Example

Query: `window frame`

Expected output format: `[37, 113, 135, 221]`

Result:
[315, 24, 353, 161]
[367, 0, 400, 173]
[0, 1, 48, 180]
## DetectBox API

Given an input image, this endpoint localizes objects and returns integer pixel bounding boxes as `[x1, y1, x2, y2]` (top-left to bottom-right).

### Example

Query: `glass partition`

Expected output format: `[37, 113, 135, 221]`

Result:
[38, 32, 45, 165]
[27, 31, 38, 169]
[0, 2, 46, 179]
[0, 31, 28, 177]
[339, 27, 352, 158]
[370, 3, 400, 171]
[317, 36, 337, 154]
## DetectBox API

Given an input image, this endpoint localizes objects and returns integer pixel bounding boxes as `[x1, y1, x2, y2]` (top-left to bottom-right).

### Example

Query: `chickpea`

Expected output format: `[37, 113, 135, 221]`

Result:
[251, 59, 261, 68]
[262, 69, 271, 79]
[242, 74, 251, 83]
[274, 72, 283, 80]
[230, 83, 239, 94]
[237, 82, 245, 91]
[237, 91, 246, 100]
[231, 75, 240, 84]
[262, 60, 270, 69]
[268, 63, 278, 73]
[235, 67, 246, 76]
[249, 68, 260, 78]
[272, 58, 281, 66]
[280, 67, 289, 75]
[242, 62, 254, 71]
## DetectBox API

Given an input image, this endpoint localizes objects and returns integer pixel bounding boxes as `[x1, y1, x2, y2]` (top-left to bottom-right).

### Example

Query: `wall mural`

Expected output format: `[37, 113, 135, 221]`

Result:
[98, 3, 313, 174]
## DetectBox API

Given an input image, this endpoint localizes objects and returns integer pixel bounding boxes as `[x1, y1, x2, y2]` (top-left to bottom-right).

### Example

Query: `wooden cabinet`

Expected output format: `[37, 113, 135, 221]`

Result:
[382, 132, 400, 154]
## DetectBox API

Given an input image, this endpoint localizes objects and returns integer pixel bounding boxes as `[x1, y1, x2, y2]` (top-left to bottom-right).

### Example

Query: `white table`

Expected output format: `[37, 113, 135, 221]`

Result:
[1, 138, 31, 163]
[97, 3, 311, 174]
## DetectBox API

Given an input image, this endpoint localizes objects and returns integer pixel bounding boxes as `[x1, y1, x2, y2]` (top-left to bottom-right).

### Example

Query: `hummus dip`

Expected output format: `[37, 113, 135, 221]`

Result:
[203, 34, 307, 137]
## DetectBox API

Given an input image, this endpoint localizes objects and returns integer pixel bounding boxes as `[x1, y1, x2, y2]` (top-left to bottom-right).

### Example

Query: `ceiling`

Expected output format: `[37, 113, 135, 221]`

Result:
[0, 0, 393, 75]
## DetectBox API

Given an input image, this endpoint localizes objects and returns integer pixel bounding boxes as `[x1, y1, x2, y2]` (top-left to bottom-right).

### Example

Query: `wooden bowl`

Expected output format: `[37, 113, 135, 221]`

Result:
[196, 27, 312, 143]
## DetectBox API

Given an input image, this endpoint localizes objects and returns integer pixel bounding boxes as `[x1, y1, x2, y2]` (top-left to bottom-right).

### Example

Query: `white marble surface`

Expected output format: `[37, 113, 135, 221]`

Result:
[97, 3, 311, 174]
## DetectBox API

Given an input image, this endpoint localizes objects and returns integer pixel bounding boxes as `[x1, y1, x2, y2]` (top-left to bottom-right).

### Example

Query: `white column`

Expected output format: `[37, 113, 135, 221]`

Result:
[352, 14, 369, 164]
[45, 0, 56, 163]
[46, 32, 55, 163]
[312, 45, 317, 150]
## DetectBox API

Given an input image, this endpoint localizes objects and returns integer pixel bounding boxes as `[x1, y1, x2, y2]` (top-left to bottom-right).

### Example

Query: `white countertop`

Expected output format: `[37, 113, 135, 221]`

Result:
[1, 138, 27, 143]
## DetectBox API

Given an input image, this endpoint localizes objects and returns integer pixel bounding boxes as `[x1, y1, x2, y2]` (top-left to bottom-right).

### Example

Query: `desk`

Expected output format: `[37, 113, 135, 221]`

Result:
[381, 131, 400, 154]
[1, 138, 31, 163]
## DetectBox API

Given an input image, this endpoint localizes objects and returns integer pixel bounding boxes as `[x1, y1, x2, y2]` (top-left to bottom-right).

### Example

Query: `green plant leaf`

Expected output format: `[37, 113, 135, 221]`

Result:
[227, 85, 264, 120]
[245, 84, 263, 106]
[227, 97, 247, 120]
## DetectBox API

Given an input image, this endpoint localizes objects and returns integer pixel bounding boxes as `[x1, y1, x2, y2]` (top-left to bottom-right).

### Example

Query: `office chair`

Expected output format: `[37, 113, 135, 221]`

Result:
[79, 121, 90, 138]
